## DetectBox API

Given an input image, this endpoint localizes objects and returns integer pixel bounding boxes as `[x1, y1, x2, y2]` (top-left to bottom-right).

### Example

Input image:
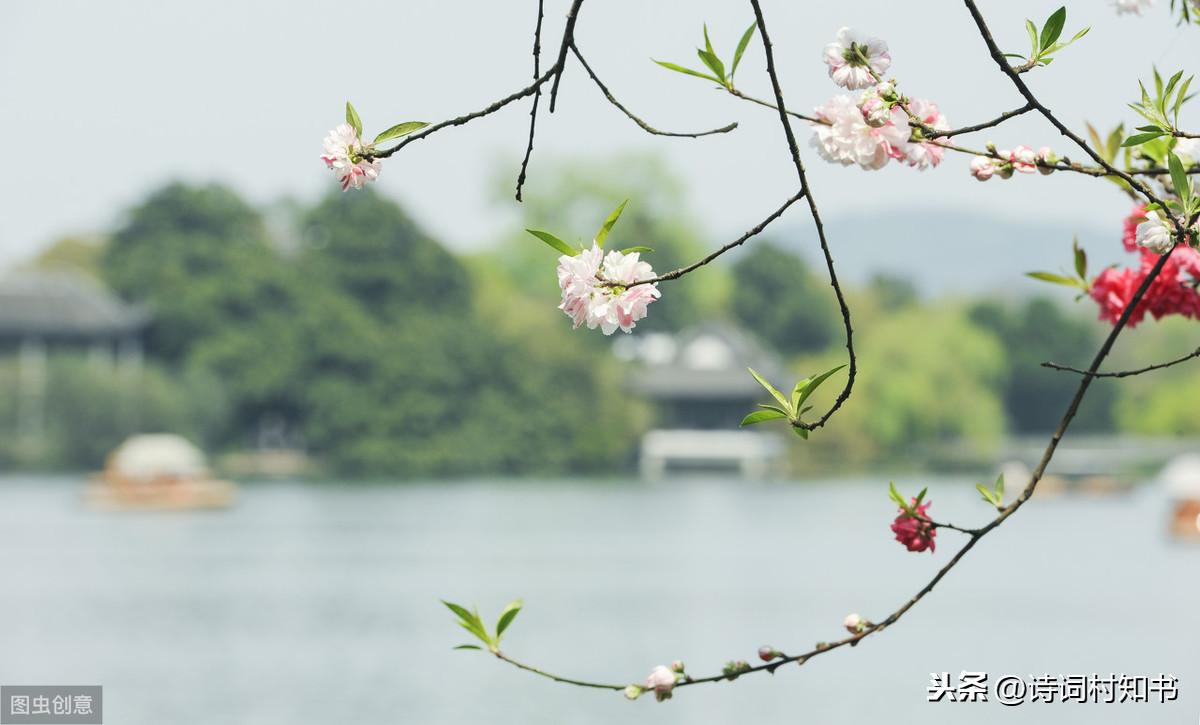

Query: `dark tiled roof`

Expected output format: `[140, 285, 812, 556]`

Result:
[629, 322, 784, 400]
[0, 272, 148, 339]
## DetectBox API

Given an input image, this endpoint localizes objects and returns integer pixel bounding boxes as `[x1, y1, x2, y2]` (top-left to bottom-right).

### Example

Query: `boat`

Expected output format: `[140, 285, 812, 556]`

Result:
[84, 434, 236, 510]
[1160, 454, 1200, 541]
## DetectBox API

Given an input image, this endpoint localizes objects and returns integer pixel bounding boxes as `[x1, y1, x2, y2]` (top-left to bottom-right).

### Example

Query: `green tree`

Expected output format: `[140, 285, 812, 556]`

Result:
[730, 241, 839, 354]
[969, 297, 1114, 433]
[102, 183, 286, 363]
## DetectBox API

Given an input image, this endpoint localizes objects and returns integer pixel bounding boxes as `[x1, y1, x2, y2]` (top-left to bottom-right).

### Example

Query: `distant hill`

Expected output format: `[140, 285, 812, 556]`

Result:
[772, 208, 1123, 299]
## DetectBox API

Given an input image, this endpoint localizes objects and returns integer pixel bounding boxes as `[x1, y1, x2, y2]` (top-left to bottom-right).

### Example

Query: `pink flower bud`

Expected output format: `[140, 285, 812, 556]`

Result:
[969, 156, 995, 181]
[645, 665, 676, 702]
[1010, 145, 1037, 174]
[670, 660, 685, 673]
[758, 646, 778, 662]
[1036, 146, 1056, 175]
[843, 613, 864, 633]
[859, 95, 891, 128]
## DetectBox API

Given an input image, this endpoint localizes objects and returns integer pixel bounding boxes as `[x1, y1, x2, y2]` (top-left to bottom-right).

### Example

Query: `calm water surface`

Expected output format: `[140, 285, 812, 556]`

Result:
[0, 475, 1195, 724]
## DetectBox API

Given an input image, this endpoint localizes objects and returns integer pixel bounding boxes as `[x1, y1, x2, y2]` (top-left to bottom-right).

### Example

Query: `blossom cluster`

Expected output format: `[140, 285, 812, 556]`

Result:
[1090, 205, 1200, 327]
[557, 244, 661, 335]
[810, 88, 950, 171]
[320, 124, 381, 191]
[814, 29, 948, 171]
[968, 145, 1056, 181]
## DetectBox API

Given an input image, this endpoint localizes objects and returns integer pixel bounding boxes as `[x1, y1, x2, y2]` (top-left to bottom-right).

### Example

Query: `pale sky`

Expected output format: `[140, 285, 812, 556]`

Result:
[1, 1, 1196, 267]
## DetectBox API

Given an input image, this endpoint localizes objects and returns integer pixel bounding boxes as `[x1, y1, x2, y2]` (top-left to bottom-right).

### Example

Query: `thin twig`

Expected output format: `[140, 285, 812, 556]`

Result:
[928, 103, 1035, 139]
[548, 0, 586, 113]
[625, 191, 806, 286]
[571, 43, 738, 138]
[515, 0, 546, 202]
[960, 0, 1180, 233]
[1043, 345, 1200, 378]
[366, 68, 558, 160]
[747, 0, 856, 433]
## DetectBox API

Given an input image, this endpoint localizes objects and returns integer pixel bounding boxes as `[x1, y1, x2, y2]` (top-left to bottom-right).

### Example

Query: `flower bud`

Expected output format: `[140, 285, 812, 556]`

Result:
[758, 646, 779, 662]
[843, 613, 864, 634]
[624, 685, 643, 700]
[645, 665, 676, 702]
[969, 156, 995, 181]
[858, 94, 891, 128]
[670, 660, 685, 673]
[1036, 146, 1057, 175]
[875, 80, 897, 101]
[1010, 144, 1037, 174]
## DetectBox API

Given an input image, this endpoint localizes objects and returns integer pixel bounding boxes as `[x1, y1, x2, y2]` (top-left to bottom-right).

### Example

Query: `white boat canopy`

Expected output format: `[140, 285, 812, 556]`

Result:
[107, 434, 210, 484]
[1158, 454, 1200, 498]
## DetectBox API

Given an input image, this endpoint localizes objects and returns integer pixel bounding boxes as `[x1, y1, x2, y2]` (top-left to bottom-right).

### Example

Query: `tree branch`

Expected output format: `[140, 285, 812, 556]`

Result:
[547, 0, 586, 113]
[1043, 345, 1200, 378]
[571, 43, 738, 138]
[747, 0, 856, 433]
[515, 0, 546, 202]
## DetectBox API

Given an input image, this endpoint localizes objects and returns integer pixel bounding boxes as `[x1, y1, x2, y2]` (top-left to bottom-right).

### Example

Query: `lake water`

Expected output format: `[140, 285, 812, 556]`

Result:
[0, 475, 1195, 724]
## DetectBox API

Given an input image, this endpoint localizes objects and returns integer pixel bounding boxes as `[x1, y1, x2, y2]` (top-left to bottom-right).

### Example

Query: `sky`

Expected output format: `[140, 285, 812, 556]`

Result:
[1, 0, 1196, 269]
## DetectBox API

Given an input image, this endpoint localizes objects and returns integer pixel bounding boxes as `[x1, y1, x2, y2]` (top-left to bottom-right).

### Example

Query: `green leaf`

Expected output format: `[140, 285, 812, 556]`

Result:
[975, 482, 997, 506]
[620, 246, 654, 254]
[1026, 271, 1085, 288]
[652, 60, 721, 84]
[1173, 75, 1194, 123]
[748, 368, 790, 411]
[792, 425, 809, 440]
[731, 22, 756, 78]
[1070, 26, 1090, 43]
[1025, 19, 1039, 56]
[1073, 238, 1087, 280]
[345, 101, 363, 137]
[794, 364, 847, 411]
[888, 481, 911, 512]
[496, 599, 523, 638]
[443, 600, 491, 645]
[595, 199, 628, 247]
[703, 23, 716, 58]
[740, 409, 788, 426]
[374, 121, 429, 144]
[915, 487, 928, 505]
[453, 644, 482, 651]
[1123, 130, 1167, 147]
[697, 48, 726, 83]
[1169, 151, 1192, 203]
[526, 229, 578, 257]
[1040, 7, 1067, 51]
[995, 474, 1005, 501]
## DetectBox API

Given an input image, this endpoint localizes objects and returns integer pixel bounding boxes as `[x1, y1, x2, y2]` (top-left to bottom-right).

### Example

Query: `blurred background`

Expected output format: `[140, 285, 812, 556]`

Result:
[1, 1, 1197, 723]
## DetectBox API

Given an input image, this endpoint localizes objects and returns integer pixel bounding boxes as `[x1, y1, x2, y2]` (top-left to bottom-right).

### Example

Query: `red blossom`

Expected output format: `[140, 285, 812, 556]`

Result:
[1090, 206, 1200, 327]
[891, 498, 937, 553]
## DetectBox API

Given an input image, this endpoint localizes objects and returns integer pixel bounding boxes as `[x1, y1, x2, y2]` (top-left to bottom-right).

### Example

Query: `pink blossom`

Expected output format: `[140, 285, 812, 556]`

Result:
[904, 99, 949, 169]
[1009, 145, 1038, 174]
[758, 646, 778, 662]
[969, 156, 996, 181]
[811, 94, 908, 170]
[843, 613, 864, 633]
[320, 123, 381, 191]
[822, 27, 891, 90]
[891, 498, 937, 553]
[556, 244, 661, 335]
[645, 665, 676, 701]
